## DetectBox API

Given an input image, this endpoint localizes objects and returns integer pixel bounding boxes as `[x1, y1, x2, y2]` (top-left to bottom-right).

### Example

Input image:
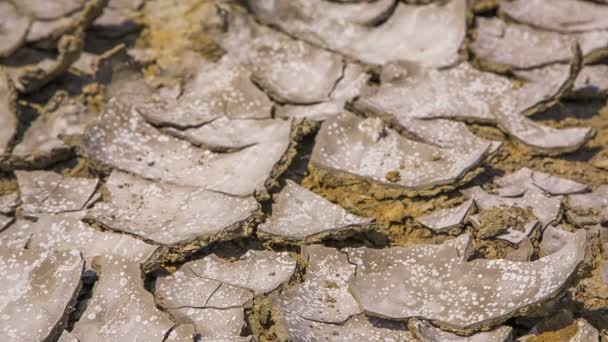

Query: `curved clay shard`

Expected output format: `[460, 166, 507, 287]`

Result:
[258, 180, 373, 242]
[519, 318, 600, 342]
[471, 18, 608, 69]
[155, 251, 295, 340]
[500, 0, 608, 33]
[410, 320, 513, 342]
[0, 2, 31, 58]
[462, 186, 562, 229]
[349, 230, 587, 332]
[156, 267, 252, 309]
[310, 112, 487, 191]
[344, 234, 473, 275]
[0, 71, 18, 156]
[515, 65, 608, 100]
[137, 56, 272, 129]
[249, 34, 344, 105]
[350, 71, 498, 153]
[248, 0, 466, 67]
[416, 199, 475, 233]
[85, 171, 258, 246]
[532, 170, 589, 195]
[276, 63, 370, 120]
[24, 0, 107, 44]
[271, 245, 414, 341]
[540, 225, 576, 256]
[162, 117, 291, 152]
[354, 56, 591, 154]
[15, 170, 98, 215]
[0, 193, 19, 215]
[187, 250, 297, 295]
[72, 256, 176, 342]
[495, 167, 589, 196]
[0, 247, 84, 341]
[10, 98, 94, 168]
[82, 99, 292, 196]
[0, 212, 156, 262]
[212, 6, 368, 119]
[16, 0, 86, 21]
[566, 185, 608, 225]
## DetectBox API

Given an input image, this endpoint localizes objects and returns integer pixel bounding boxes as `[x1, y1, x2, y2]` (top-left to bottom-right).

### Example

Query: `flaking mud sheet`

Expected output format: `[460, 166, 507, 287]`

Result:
[0, 0, 608, 341]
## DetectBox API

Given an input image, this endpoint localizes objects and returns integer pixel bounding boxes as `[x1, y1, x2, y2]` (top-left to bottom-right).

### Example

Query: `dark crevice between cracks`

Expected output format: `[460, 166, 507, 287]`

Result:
[65, 270, 99, 333]
[326, 59, 348, 100]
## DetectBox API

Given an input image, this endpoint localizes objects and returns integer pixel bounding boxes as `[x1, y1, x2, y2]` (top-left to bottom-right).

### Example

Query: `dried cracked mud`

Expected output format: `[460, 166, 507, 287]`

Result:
[1, 0, 608, 341]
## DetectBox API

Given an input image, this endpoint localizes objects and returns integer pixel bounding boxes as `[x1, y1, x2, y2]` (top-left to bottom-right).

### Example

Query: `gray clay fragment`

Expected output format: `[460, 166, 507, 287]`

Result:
[83, 99, 291, 196]
[0, 192, 19, 215]
[155, 251, 295, 339]
[349, 230, 587, 332]
[16, 170, 98, 215]
[311, 112, 487, 191]
[85, 171, 258, 246]
[248, 0, 466, 67]
[351, 56, 591, 154]
[162, 117, 291, 152]
[187, 250, 297, 295]
[500, 0, 608, 33]
[72, 256, 176, 342]
[410, 319, 513, 342]
[0, 247, 84, 341]
[137, 56, 272, 128]
[258, 180, 373, 242]
[416, 199, 475, 232]
[566, 185, 608, 225]
[271, 244, 414, 341]
[0, 2, 31, 58]
[462, 186, 562, 229]
[0, 212, 156, 262]
[472, 17, 608, 69]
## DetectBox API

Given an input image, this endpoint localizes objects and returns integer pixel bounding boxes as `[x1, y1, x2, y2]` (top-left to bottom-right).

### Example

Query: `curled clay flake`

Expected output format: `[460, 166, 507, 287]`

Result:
[271, 244, 413, 341]
[15, 170, 98, 215]
[515, 65, 608, 100]
[0, 212, 156, 263]
[311, 112, 488, 191]
[352, 53, 591, 154]
[410, 319, 513, 342]
[416, 199, 475, 233]
[72, 256, 176, 342]
[0, 247, 84, 341]
[187, 250, 297, 296]
[85, 171, 258, 246]
[500, 0, 608, 33]
[258, 180, 373, 242]
[471, 17, 608, 70]
[137, 56, 272, 128]
[162, 117, 291, 152]
[248, 0, 466, 67]
[349, 230, 587, 332]
[0, 2, 31, 58]
[566, 185, 608, 226]
[82, 98, 292, 196]
[155, 251, 295, 340]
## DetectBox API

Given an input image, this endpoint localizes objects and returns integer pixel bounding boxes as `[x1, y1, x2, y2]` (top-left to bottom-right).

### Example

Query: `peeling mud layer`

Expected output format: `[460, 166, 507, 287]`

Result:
[1, 0, 608, 341]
